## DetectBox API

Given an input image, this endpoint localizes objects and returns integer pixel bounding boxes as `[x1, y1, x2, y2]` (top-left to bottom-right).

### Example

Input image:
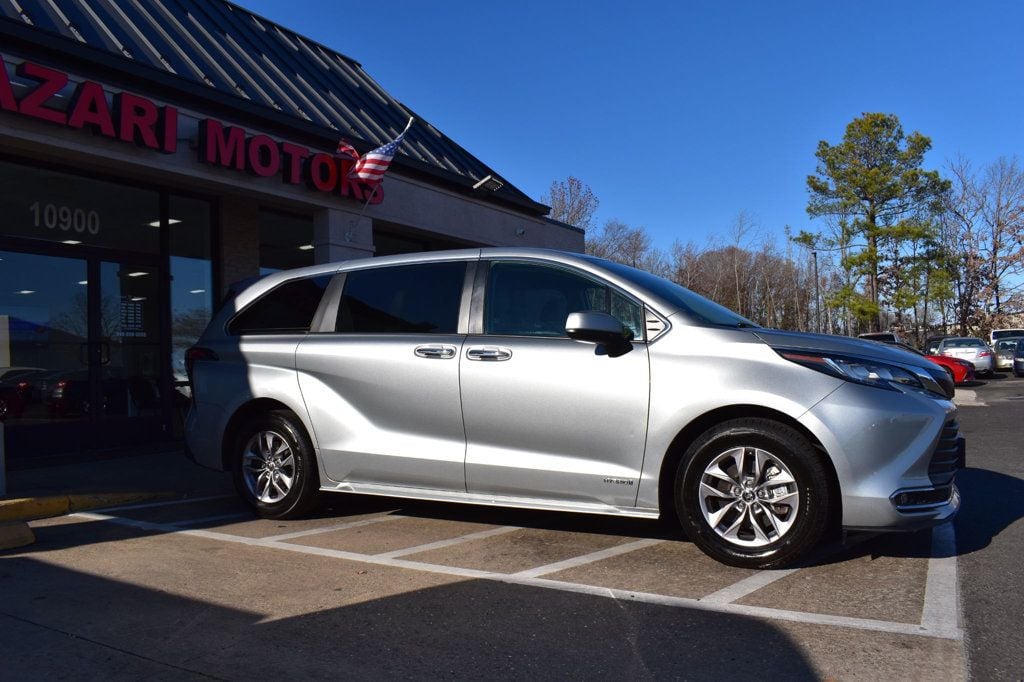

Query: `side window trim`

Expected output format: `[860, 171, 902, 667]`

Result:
[310, 272, 347, 333]
[476, 259, 647, 342]
[467, 259, 490, 336]
[458, 260, 478, 335]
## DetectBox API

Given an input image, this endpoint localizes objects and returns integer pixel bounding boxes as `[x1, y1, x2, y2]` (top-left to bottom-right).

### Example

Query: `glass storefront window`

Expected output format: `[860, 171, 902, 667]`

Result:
[259, 210, 314, 275]
[0, 160, 159, 253]
[169, 196, 213, 396]
[0, 160, 217, 458]
[0, 250, 89, 426]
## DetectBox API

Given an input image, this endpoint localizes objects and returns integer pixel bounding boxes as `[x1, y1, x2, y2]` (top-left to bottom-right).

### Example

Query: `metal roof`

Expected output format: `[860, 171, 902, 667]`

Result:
[0, 0, 546, 213]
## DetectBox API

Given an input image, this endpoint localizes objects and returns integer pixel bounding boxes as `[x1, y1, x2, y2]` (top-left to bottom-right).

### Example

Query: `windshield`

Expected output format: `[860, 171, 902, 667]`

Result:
[993, 329, 1024, 341]
[945, 338, 985, 348]
[583, 256, 759, 328]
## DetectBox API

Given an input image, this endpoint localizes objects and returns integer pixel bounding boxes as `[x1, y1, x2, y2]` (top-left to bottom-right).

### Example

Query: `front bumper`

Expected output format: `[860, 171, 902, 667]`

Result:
[799, 383, 963, 531]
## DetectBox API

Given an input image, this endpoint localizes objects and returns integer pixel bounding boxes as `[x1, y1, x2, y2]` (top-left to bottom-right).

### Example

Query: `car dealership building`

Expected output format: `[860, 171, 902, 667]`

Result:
[0, 0, 582, 461]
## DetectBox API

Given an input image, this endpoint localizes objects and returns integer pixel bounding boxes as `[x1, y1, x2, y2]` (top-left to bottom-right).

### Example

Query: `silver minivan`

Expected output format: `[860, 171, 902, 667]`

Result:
[185, 249, 962, 569]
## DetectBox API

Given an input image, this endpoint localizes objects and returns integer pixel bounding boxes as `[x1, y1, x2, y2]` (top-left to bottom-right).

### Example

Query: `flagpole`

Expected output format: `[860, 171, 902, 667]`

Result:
[344, 116, 414, 241]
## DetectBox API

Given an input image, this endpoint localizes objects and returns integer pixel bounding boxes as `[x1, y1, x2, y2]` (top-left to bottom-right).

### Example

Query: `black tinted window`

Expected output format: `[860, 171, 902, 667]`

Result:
[336, 262, 466, 334]
[229, 275, 332, 334]
[485, 262, 644, 339]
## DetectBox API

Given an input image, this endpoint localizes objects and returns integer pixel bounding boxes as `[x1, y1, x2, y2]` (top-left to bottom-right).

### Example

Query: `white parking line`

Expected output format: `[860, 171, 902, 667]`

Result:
[89, 494, 236, 514]
[262, 514, 404, 542]
[921, 522, 961, 636]
[173, 512, 253, 526]
[375, 525, 520, 559]
[70, 510, 962, 640]
[700, 569, 800, 605]
[700, 533, 879, 605]
[511, 538, 663, 579]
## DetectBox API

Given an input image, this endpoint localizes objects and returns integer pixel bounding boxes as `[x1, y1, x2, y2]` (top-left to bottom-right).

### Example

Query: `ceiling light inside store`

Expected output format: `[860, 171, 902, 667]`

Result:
[146, 218, 182, 227]
[78, 281, 88, 285]
[298, 244, 315, 251]
[190, 289, 206, 294]
[126, 271, 149, 278]
[130, 297, 146, 302]
[15, 290, 34, 295]
[62, 240, 82, 245]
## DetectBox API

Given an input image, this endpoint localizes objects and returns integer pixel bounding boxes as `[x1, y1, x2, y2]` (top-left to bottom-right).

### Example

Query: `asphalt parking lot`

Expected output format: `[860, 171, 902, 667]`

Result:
[4, 374, 1023, 680]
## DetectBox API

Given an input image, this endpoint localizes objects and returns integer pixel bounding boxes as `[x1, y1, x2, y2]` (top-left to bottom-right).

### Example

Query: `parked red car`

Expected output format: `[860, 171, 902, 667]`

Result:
[891, 342, 975, 385]
[925, 353, 976, 385]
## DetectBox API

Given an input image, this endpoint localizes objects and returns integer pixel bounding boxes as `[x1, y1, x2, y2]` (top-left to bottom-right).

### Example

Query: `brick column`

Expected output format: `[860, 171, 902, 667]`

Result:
[217, 196, 260, 298]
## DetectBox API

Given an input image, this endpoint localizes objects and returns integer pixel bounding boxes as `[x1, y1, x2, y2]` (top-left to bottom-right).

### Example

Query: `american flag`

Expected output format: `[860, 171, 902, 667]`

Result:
[336, 140, 359, 161]
[348, 118, 413, 184]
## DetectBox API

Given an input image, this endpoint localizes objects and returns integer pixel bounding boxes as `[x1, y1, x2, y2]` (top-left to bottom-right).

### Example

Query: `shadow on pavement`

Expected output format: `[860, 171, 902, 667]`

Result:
[0, 557, 819, 680]
[951, 466, 1024, 556]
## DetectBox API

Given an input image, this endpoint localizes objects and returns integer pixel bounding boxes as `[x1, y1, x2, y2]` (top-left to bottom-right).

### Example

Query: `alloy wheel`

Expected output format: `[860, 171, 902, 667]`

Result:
[242, 430, 296, 503]
[697, 446, 800, 547]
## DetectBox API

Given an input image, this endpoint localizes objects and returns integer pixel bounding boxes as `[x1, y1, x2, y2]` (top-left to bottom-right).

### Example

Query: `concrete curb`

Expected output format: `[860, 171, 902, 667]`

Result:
[0, 492, 171, 524]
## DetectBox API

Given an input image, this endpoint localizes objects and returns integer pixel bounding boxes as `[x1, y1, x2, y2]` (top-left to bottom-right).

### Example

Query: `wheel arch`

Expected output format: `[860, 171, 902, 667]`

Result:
[221, 397, 302, 471]
[657, 404, 842, 532]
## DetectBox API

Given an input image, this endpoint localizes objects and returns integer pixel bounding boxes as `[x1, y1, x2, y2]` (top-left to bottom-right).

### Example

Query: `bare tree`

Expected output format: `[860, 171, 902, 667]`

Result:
[941, 156, 1024, 335]
[586, 219, 667, 274]
[542, 176, 599, 231]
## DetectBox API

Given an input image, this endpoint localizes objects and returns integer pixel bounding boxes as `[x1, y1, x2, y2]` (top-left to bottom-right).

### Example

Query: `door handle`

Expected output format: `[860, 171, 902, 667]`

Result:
[414, 344, 456, 359]
[466, 346, 512, 361]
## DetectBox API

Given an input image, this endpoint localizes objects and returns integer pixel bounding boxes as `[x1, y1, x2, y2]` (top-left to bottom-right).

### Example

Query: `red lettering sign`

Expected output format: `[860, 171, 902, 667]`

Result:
[162, 107, 178, 154]
[280, 142, 309, 184]
[67, 81, 115, 136]
[246, 135, 280, 177]
[0, 63, 16, 112]
[115, 92, 161, 150]
[16, 62, 68, 125]
[199, 119, 246, 170]
[307, 153, 337, 192]
[0, 57, 384, 204]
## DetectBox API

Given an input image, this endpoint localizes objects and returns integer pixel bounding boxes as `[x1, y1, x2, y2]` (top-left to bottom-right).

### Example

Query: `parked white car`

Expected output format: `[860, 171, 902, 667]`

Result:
[937, 337, 995, 376]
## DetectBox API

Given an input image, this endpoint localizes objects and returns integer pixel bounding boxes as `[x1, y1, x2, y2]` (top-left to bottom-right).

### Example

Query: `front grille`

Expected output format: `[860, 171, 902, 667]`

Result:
[928, 419, 963, 486]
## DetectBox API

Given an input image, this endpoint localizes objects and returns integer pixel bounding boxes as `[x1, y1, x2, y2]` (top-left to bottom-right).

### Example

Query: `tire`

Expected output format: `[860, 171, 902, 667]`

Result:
[231, 409, 321, 520]
[674, 418, 831, 569]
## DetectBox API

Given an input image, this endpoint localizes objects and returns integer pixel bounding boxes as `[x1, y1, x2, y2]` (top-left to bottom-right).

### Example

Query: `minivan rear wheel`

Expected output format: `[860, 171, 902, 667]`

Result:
[232, 410, 320, 519]
[675, 418, 830, 569]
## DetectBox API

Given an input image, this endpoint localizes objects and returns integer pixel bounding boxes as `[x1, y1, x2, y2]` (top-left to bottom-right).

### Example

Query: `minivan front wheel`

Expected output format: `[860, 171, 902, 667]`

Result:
[232, 410, 320, 519]
[675, 418, 830, 569]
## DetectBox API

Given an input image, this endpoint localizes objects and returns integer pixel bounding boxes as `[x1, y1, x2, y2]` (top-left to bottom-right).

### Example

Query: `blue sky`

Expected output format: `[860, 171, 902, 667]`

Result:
[239, 0, 1023, 252]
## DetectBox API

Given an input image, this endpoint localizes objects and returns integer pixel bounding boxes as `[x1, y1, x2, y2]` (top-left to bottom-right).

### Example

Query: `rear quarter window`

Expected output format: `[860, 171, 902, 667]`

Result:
[228, 275, 333, 335]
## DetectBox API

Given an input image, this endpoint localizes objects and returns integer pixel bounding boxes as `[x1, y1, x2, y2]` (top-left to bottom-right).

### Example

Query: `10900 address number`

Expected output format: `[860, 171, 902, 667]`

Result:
[29, 201, 100, 235]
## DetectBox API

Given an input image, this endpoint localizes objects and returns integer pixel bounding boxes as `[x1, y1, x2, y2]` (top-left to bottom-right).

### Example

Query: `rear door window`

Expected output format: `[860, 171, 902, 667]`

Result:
[229, 275, 333, 334]
[335, 262, 467, 334]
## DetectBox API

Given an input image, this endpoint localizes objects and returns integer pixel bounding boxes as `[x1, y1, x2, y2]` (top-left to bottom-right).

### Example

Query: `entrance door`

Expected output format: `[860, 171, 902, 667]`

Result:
[94, 260, 163, 447]
[0, 248, 166, 460]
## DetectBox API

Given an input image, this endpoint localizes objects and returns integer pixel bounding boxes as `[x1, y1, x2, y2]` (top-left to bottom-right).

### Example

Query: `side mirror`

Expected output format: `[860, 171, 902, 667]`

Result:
[564, 311, 634, 357]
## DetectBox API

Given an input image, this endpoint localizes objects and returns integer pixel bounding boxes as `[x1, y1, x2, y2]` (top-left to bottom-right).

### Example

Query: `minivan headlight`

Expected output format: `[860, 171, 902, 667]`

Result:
[776, 350, 925, 393]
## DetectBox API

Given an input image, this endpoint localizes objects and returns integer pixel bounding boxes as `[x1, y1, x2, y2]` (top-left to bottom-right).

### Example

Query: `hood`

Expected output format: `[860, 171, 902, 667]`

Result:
[753, 329, 955, 399]
[752, 329, 934, 371]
